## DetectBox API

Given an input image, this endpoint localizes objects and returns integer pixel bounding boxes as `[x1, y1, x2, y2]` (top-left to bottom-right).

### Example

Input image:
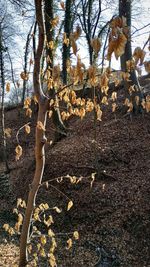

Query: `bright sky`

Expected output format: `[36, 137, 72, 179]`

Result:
[6, 0, 150, 102]
[77, 0, 150, 73]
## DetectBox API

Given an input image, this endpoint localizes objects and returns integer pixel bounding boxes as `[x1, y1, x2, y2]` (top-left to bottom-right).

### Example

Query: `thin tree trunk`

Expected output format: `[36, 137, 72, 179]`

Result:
[62, 0, 72, 85]
[119, 0, 142, 90]
[21, 24, 34, 106]
[119, 0, 143, 111]
[45, 0, 67, 141]
[87, 0, 93, 65]
[0, 25, 9, 173]
[19, 1, 49, 265]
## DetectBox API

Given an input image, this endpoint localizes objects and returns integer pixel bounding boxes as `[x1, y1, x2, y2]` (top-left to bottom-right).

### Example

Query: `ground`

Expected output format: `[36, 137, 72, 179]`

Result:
[0, 85, 150, 267]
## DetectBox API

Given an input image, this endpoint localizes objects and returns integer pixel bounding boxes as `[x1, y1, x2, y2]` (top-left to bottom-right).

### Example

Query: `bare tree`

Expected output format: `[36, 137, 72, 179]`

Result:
[44, 0, 67, 141]
[119, 0, 142, 95]
[62, 0, 73, 84]
[0, 21, 9, 172]
[74, 0, 103, 65]
[19, 0, 49, 265]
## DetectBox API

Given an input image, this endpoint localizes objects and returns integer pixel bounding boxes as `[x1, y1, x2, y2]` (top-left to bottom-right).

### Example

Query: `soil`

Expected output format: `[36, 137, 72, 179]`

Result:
[0, 86, 150, 267]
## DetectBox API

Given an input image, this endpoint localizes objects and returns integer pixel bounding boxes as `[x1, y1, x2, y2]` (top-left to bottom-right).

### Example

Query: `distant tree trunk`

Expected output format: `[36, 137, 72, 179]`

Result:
[119, 0, 142, 92]
[45, 0, 67, 141]
[19, 1, 49, 266]
[0, 24, 9, 173]
[87, 0, 94, 65]
[21, 24, 33, 106]
[62, 0, 72, 84]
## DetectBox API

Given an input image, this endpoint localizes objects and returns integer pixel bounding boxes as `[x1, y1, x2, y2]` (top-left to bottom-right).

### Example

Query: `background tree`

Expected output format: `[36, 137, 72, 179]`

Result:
[62, 0, 73, 84]
[44, 0, 67, 141]
[19, 0, 49, 265]
[119, 0, 143, 102]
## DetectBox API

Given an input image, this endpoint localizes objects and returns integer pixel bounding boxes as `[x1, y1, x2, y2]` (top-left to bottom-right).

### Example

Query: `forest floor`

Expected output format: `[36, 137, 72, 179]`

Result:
[0, 83, 150, 267]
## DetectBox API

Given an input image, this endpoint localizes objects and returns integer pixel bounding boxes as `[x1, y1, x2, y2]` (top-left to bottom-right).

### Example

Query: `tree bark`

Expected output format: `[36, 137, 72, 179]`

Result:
[0, 24, 9, 173]
[45, 0, 67, 141]
[62, 0, 72, 84]
[119, 0, 141, 91]
[21, 24, 34, 106]
[19, 1, 49, 266]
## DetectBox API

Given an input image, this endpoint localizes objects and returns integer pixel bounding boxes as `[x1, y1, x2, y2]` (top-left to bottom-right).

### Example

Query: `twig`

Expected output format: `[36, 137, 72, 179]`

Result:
[16, 122, 31, 144]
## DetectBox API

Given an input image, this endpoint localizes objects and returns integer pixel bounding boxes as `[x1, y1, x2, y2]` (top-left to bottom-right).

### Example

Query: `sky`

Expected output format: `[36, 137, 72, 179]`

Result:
[77, 0, 150, 73]
[3, 0, 150, 102]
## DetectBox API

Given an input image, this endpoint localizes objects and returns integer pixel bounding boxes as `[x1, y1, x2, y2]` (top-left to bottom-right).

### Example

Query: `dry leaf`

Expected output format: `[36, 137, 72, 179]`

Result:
[91, 172, 96, 188]
[67, 200, 73, 211]
[15, 145, 22, 161]
[66, 238, 72, 250]
[6, 82, 10, 92]
[60, 1, 65, 10]
[53, 207, 62, 213]
[4, 128, 11, 138]
[73, 231, 79, 240]
[37, 121, 46, 131]
[25, 124, 30, 134]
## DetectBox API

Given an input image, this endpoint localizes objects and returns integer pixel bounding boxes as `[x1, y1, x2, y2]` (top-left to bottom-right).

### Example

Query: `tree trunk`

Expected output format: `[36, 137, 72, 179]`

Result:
[19, 1, 49, 265]
[0, 24, 9, 173]
[62, 0, 72, 85]
[45, 0, 67, 142]
[119, 0, 141, 90]
[87, 0, 93, 65]
[21, 24, 34, 106]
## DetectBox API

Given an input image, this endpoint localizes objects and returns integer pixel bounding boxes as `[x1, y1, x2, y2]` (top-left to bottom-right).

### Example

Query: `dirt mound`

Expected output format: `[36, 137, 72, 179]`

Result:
[0, 89, 150, 266]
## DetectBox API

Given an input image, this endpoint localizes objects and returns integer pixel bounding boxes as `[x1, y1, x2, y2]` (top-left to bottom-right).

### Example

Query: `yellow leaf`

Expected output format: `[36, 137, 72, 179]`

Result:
[13, 208, 18, 214]
[112, 103, 117, 112]
[111, 92, 117, 101]
[6, 82, 10, 92]
[73, 231, 79, 240]
[91, 172, 96, 188]
[33, 95, 38, 104]
[40, 248, 46, 257]
[25, 124, 30, 134]
[27, 244, 32, 254]
[133, 47, 146, 65]
[127, 102, 133, 113]
[3, 224, 9, 231]
[91, 38, 101, 54]
[18, 213, 23, 225]
[49, 41, 54, 50]
[37, 121, 46, 131]
[4, 128, 11, 138]
[67, 200, 73, 211]
[8, 227, 15, 236]
[71, 38, 77, 55]
[53, 206, 62, 213]
[50, 237, 57, 253]
[15, 145, 22, 161]
[26, 108, 32, 118]
[101, 96, 108, 105]
[66, 238, 72, 250]
[60, 1, 65, 9]
[63, 32, 70, 46]
[48, 229, 55, 237]
[96, 105, 102, 121]
[20, 71, 29, 81]
[48, 253, 57, 267]
[41, 235, 47, 245]
[24, 97, 31, 108]
[48, 110, 53, 118]
[44, 215, 54, 227]
[51, 16, 59, 28]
